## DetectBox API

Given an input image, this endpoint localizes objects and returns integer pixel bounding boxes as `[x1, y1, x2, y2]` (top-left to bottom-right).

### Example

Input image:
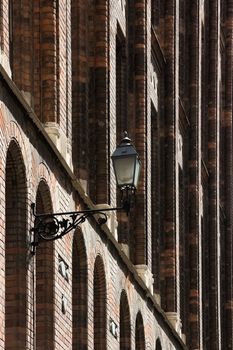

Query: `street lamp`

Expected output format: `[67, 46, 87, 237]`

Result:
[31, 132, 141, 253]
[111, 131, 141, 190]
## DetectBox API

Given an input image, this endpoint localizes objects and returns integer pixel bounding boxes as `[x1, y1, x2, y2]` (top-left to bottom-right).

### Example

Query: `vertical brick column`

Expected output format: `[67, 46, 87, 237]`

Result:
[208, 0, 221, 348]
[9, 0, 33, 102]
[178, 0, 190, 341]
[71, 0, 89, 183]
[33, 0, 41, 117]
[223, 1, 233, 348]
[94, 0, 110, 204]
[134, 0, 147, 266]
[117, 0, 136, 259]
[40, 0, 58, 123]
[161, 0, 177, 315]
[57, 0, 72, 139]
[72, 0, 109, 203]
[188, 1, 201, 348]
[0, 0, 10, 67]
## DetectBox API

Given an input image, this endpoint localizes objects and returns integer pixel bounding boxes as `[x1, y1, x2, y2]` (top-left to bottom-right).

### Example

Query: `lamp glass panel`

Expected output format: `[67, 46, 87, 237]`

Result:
[114, 156, 135, 186]
[134, 158, 141, 188]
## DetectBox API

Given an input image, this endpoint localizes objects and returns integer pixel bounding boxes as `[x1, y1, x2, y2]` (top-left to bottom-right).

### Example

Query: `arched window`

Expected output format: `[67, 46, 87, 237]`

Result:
[93, 256, 107, 349]
[120, 291, 131, 350]
[35, 180, 54, 349]
[72, 229, 88, 349]
[135, 312, 145, 350]
[156, 338, 162, 350]
[5, 140, 27, 349]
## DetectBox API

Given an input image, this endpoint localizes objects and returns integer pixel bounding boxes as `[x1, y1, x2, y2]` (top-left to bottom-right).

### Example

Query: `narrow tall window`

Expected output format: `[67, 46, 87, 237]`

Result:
[135, 313, 145, 350]
[120, 291, 131, 350]
[155, 338, 162, 350]
[35, 181, 54, 349]
[94, 256, 107, 349]
[5, 141, 27, 349]
[72, 230, 88, 348]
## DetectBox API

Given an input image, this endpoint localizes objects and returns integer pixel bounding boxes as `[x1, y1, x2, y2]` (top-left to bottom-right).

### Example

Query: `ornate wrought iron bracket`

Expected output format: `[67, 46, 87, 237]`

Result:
[30, 201, 128, 254]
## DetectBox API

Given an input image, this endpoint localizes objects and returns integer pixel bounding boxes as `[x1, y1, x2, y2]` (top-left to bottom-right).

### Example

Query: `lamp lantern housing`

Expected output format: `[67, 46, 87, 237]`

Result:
[111, 132, 141, 190]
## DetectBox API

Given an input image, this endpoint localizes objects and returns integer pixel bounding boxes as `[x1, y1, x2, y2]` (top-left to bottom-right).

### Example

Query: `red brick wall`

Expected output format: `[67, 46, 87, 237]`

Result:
[1, 0, 233, 349]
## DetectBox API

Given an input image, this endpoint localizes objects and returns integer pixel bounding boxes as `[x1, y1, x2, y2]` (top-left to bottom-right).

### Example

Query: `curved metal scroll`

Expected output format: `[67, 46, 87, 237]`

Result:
[30, 203, 119, 254]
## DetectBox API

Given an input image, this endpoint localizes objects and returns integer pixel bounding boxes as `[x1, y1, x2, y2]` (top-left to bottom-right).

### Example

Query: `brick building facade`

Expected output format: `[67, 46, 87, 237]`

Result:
[0, 0, 232, 349]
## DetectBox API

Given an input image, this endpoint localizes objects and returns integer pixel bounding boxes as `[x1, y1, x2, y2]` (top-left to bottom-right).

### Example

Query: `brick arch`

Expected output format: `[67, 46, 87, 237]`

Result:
[93, 255, 107, 349]
[38, 162, 52, 186]
[35, 180, 54, 349]
[72, 228, 88, 349]
[5, 121, 29, 172]
[135, 312, 145, 350]
[120, 290, 131, 350]
[35, 179, 53, 215]
[0, 108, 7, 150]
[156, 338, 162, 350]
[5, 121, 32, 200]
[5, 139, 27, 349]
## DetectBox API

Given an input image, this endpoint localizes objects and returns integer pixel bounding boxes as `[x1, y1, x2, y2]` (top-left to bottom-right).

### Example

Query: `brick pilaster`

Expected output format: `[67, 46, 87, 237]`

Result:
[40, 0, 58, 123]
[0, 0, 9, 57]
[222, 0, 233, 347]
[134, 0, 147, 265]
[94, 0, 110, 204]
[208, 0, 221, 348]
[162, 0, 177, 313]
[10, 0, 34, 102]
[71, 0, 90, 183]
[187, 0, 200, 347]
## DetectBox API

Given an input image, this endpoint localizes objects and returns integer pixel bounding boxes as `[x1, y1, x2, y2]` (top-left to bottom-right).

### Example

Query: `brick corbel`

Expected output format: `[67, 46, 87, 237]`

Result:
[44, 122, 72, 169]
[166, 312, 182, 336]
[135, 264, 154, 294]
[0, 49, 11, 77]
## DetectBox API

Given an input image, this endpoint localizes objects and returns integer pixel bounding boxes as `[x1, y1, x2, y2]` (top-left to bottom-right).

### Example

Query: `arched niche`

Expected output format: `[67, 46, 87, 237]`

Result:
[120, 291, 131, 350]
[93, 255, 107, 349]
[135, 312, 145, 350]
[156, 338, 162, 350]
[72, 229, 88, 349]
[5, 140, 27, 349]
[35, 180, 54, 349]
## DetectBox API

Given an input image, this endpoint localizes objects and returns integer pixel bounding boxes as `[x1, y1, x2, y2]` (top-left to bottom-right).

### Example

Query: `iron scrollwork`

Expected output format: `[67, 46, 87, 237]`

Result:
[30, 187, 133, 254]
[30, 203, 121, 254]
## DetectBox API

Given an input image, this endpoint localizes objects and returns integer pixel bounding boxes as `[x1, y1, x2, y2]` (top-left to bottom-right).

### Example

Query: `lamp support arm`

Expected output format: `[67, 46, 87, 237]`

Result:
[30, 201, 128, 254]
